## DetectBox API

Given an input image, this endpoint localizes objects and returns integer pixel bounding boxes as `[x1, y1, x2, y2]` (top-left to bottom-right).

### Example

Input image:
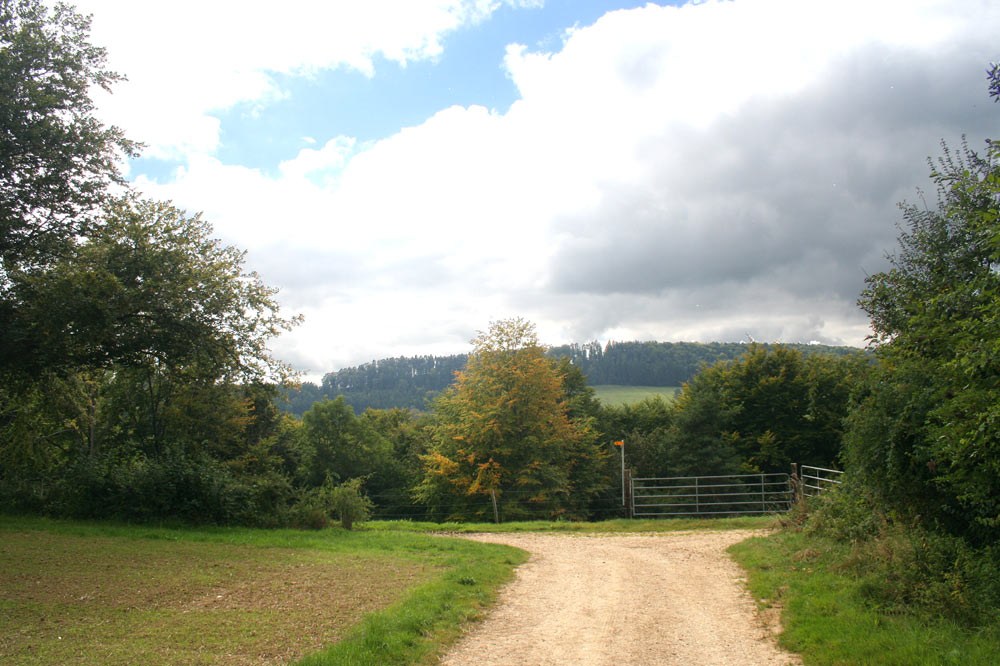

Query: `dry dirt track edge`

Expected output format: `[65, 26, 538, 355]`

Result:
[438, 530, 801, 666]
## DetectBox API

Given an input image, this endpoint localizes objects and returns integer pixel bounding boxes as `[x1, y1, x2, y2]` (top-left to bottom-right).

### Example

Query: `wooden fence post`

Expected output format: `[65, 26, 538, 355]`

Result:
[790, 463, 801, 505]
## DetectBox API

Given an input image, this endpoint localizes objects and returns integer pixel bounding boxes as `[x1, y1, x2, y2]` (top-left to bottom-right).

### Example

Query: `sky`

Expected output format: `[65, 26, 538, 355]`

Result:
[76, 0, 999, 380]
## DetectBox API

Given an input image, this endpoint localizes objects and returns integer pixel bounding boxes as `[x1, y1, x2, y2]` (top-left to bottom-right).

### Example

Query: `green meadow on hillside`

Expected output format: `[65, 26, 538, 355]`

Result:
[591, 385, 681, 406]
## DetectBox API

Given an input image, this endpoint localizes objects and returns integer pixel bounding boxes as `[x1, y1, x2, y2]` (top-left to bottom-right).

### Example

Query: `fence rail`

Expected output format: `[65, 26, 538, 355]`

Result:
[630, 473, 794, 517]
[800, 465, 844, 498]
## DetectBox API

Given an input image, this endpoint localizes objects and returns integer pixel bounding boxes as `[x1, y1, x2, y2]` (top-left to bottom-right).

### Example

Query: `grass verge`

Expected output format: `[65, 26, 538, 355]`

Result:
[363, 515, 776, 534]
[728, 529, 1000, 665]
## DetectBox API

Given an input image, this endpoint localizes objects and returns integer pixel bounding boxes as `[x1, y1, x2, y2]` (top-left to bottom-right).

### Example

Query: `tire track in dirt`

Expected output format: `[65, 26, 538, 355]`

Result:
[439, 531, 799, 666]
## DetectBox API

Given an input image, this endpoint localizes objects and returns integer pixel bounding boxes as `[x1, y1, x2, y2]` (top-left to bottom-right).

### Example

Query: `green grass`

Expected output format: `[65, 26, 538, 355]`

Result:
[729, 529, 1000, 665]
[0, 513, 777, 665]
[363, 515, 776, 533]
[591, 385, 680, 405]
[0, 515, 526, 666]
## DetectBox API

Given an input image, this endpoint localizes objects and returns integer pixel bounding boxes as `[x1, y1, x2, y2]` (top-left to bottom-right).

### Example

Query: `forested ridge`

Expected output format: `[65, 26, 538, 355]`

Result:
[284, 340, 860, 415]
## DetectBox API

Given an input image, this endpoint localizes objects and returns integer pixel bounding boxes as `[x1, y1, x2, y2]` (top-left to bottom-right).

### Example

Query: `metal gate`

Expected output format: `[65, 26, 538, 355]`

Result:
[630, 472, 794, 517]
[799, 465, 844, 498]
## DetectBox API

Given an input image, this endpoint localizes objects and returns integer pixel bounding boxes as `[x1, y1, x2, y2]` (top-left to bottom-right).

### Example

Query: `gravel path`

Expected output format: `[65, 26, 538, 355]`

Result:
[438, 531, 800, 666]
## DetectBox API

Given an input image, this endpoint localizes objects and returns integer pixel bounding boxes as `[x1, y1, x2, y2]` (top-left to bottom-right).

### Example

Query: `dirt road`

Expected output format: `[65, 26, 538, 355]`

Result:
[438, 531, 800, 666]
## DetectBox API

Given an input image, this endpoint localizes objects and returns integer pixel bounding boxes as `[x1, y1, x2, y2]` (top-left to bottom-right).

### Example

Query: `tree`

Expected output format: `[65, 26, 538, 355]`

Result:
[7, 195, 298, 380]
[0, 2, 312, 526]
[1, 195, 300, 457]
[299, 396, 394, 489]
[1, 0, 137, 279]
[0, 197, 300, 512]
[415, 318, 607, 521]
[845, 126, 1000, 543]
[655, 346, 858, 477]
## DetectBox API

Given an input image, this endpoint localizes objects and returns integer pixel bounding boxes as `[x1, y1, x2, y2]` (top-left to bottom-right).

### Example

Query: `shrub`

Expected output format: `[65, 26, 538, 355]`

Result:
[328, 478, 374, 530]
[26, 451, 280, 526]
[288, 478, 374, 530]
[804, 484, 1000, 625]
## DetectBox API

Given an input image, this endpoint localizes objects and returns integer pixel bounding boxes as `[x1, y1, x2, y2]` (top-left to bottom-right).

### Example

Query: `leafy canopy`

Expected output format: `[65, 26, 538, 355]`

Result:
[0, 0, 137, 274]
[845, 73, 1000, 541]
[7, 195, 299, 382]
[416, 318, 607, 521]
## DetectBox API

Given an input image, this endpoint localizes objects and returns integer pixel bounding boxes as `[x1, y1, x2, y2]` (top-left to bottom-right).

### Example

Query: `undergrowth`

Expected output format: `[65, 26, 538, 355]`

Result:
[731, 488, 1000, 665]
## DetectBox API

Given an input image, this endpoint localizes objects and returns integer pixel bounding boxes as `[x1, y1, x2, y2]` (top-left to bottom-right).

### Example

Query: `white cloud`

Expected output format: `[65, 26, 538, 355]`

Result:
[80, 0, 530, 158]
[98, 0, 1000, 377]
[278, 136, 357, 185]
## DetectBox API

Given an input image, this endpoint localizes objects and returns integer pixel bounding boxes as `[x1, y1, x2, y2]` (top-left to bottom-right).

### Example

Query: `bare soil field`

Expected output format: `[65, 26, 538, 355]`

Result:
[439, 530, 800, 666]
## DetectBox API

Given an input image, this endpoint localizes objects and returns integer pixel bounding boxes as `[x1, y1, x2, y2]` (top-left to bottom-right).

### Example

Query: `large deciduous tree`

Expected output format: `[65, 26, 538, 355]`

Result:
[653, 346, 859, 476]
[0, 0, 137, 275]
[0, 1, 308, 526]
[416, 318, 607, 521]
[11, 196, 297, 381]
[1, 0, 139, 382]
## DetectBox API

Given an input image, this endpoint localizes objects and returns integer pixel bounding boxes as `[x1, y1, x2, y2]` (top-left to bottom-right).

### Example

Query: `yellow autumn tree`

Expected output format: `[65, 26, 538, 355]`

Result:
[415, 318, 607, 521]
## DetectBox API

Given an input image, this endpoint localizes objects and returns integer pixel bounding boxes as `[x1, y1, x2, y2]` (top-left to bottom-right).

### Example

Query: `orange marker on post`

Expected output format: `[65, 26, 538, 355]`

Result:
[614, 440, 625, 507]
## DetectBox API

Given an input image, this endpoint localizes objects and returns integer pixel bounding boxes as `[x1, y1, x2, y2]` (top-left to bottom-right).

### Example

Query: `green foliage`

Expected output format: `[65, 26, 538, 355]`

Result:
[847, 134, 1000, 543]
[289, 477, 375, 531]
[359, 407, 435, 519]
[320, 354, 468, 413]
[280, 380, 327, 417]
[0, 0, 138, 276]
[299, 397, 404, 494]
[0, 0, 314, 530]
[328, 478, 375, 530]
[552, 339, 860, 386]
[803, 487, 1000, 624]
[731, 528, 1000, 665]
[9, 195, 298, 380]
[285, 341, 858, 416]
[627, 346, 860, 477]
[27, 452, 284, 526]
[555, 357, 602, 421]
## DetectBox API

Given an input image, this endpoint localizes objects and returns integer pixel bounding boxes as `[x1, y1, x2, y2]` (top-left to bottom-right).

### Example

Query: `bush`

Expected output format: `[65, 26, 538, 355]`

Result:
[804, 485, 1000, 625]
[7, 451, 285, 526]
[847, 525, 1000, 624]
[803, 482, 887, 543]
[328, 478, 374, 530]
[288, 478, 374, 530]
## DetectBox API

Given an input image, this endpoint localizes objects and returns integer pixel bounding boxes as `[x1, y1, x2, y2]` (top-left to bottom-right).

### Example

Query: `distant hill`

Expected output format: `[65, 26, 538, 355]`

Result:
[279, 341, 862, 416]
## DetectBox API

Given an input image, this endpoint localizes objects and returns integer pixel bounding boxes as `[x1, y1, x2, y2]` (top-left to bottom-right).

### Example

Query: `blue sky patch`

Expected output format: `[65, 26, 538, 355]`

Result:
[131, 0, 658, 180]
